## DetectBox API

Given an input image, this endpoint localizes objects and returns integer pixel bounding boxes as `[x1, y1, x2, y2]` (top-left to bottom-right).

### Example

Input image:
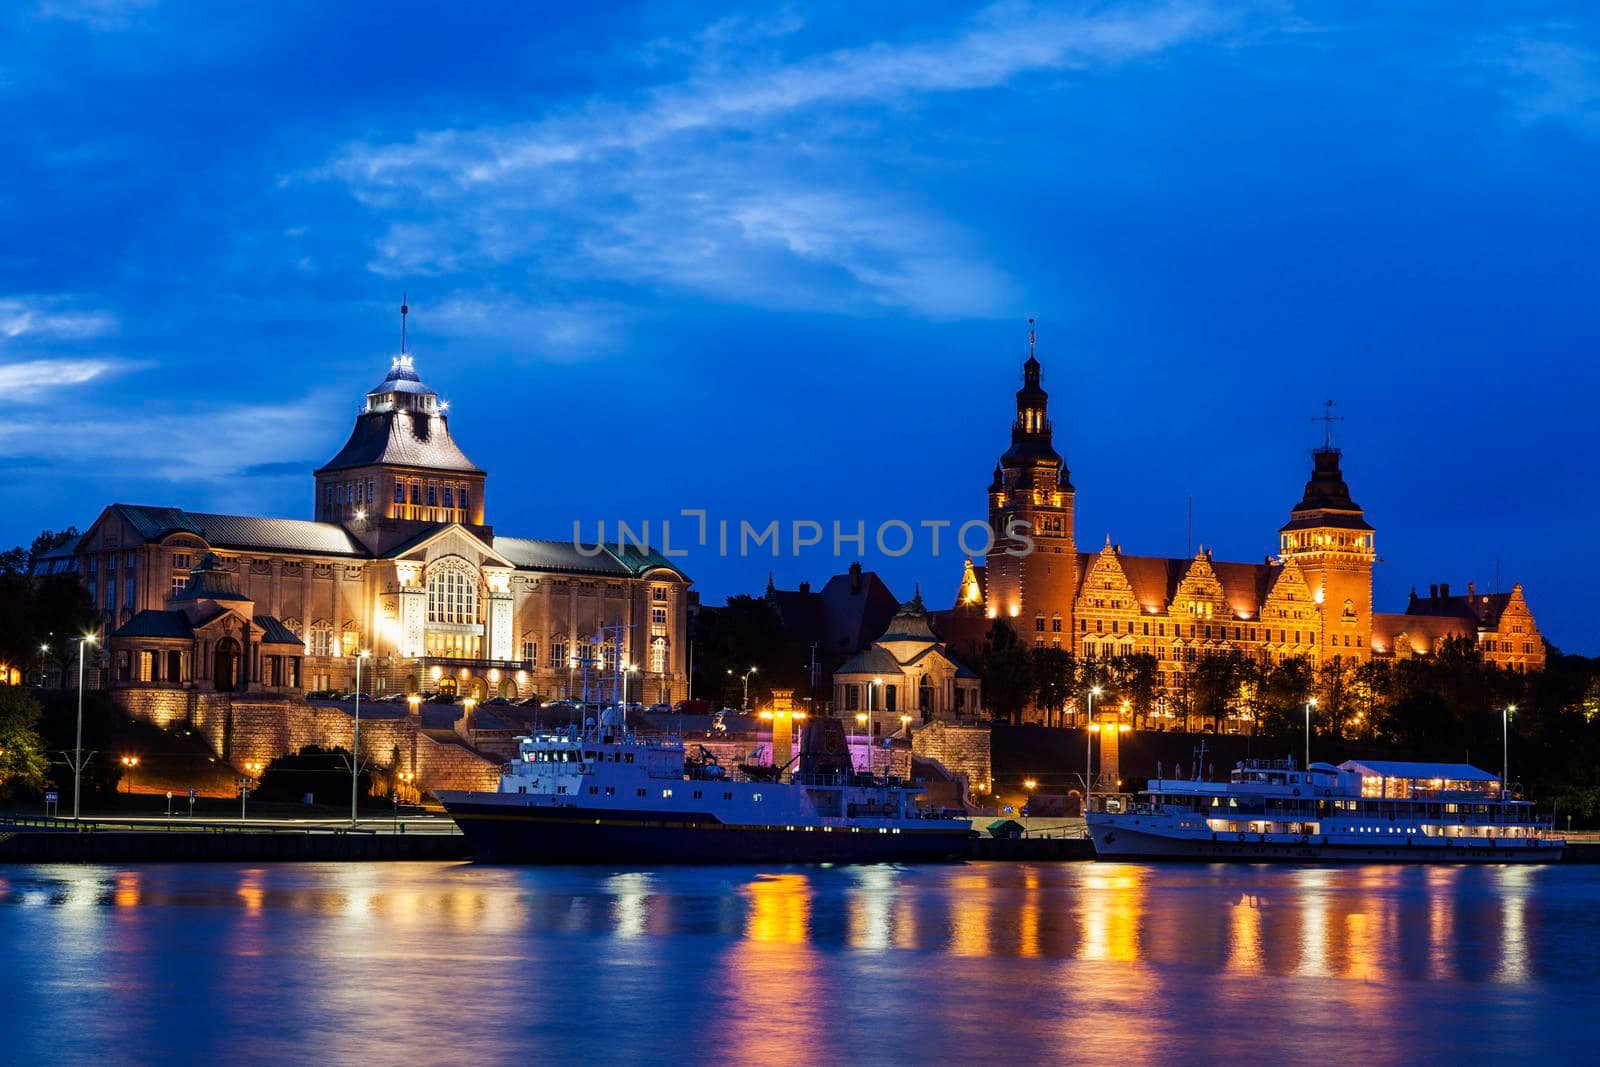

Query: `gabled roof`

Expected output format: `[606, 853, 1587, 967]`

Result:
[1406, 589, 1513, 626]
[835, 647, 905, 676]
[818, 568, 900, 653]
[1340, 760, 1498, 782]
[108, 504, 368, 557]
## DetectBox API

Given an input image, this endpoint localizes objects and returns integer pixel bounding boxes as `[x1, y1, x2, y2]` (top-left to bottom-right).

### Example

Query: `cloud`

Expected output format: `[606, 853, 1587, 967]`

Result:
[0, 297, 117, 340]
[1483, 29, 1600, 134]
[320, 2, 1214, 318]
[0, 390, 345, 483]
[0, 356, 120, 396]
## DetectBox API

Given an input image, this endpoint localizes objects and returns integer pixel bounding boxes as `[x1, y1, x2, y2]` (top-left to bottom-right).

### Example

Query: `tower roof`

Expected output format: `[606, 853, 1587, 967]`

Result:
[1281, 447, 1372, 532]
[173, 553, 250, 602]
[317, 355, 483, 475]
[999, 321, 1063, 469]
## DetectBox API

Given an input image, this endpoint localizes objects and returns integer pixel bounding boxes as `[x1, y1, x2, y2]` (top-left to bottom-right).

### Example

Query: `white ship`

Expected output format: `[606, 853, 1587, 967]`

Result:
[437, 709, 972, 864]
[1087, 754, 1564, 863]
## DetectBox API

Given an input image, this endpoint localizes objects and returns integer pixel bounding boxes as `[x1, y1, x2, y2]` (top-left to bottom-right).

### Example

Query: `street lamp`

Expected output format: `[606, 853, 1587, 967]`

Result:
[351, 649, 370, 827]
[1502, 704, 1517, 798]
[1305, 697, 1318, 770]
[1084, 685, 1103, 810]
[854, 711, 869, 774]
[898, 713, 912, 736]
[741, 667, 758, 711]
[1023, 777, 1038, 791]
[240, 759, 264, 820]
[37, 642, 50, 688]
[120, 755, 139, 795]
[71, 632, 97, 823]
[621, 662, 639, 730]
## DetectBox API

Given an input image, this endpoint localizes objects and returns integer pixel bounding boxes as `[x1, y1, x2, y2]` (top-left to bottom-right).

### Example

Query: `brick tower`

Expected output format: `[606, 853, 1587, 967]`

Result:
[984, 322, 1077, 644]
[1278, 403, 1375, 665]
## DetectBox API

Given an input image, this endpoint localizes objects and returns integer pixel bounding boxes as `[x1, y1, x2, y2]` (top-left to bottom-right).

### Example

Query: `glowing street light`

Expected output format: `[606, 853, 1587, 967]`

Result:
[120, 755, 139, 794]
[352, 649, 371, 827]
[1023, 777, 1038, 791]
[71, 632, 97, 823]
[1503, 704, 1518, 798]
[240, 759, 264, 820]
[1305, 697, 1318, 770]
[1085, 685, 1104, 812]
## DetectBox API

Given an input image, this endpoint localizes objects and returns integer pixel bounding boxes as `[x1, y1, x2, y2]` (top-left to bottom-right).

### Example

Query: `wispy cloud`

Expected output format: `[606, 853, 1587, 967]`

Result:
[0, 296, 117, 340]
[0, 357, 119, 396]
[1481, 28, 1600, 135]
[0, 390, 345, 483]
[320, 2, 1215, 318]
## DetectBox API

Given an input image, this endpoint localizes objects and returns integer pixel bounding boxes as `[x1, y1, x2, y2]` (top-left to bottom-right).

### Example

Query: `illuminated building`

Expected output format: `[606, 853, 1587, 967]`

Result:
[962, 331, 1545, 722]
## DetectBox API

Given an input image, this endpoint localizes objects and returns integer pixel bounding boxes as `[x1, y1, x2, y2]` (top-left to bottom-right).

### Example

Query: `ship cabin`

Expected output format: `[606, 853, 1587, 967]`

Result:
[1139, 758, 1550, 840]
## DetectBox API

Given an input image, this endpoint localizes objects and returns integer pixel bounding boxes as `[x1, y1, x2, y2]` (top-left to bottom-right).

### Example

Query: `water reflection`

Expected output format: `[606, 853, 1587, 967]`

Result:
[0, 862, 1593, 1064]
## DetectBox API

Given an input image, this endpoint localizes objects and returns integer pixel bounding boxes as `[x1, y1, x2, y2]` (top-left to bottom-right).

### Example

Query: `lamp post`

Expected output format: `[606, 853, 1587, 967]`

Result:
[120, 755, 139, 795]
[351, 649, 370, 827]
[622, 663, 638, 731]
[1304, 697, 1318, 771]
[898, 713, 911, 736]
[1502, 704, 1517, 799]
[741, 667, 758, 712]
[72, 633, 97, 823]
[37, 642, 50, 688]
[240, 759, 264, 821]
[854, 711, 869, 775]
[1085, 685, 1102, 811]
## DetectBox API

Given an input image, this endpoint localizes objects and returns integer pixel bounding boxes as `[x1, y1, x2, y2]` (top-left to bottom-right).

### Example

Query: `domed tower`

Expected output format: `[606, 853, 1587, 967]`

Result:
[314, 311, 485, 530]
[1278, 404, 1375, 664]
[984, 322, 1076, 642]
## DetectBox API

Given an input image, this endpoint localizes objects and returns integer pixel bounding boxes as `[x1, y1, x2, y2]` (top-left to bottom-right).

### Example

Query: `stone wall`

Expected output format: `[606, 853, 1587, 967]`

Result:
[912, 721, 992, 793]
[113, 688, 499, 795]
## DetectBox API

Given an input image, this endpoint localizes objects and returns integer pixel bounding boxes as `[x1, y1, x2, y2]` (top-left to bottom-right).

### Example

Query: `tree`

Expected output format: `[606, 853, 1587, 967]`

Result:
[1257, 656, 1315, 741]
[0, 688, 49, 799]
[1191, 651, 1250, 732]
[1030, 646, 1074, 726]
[979, 621, 1033, 726]
[1107, 653, 1160, 727]
[691, 595, 787, 708]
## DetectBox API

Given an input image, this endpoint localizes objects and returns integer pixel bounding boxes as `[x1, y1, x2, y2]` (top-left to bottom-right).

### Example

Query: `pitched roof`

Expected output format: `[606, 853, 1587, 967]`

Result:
[254, 615, 302, 646]
[835, 647, 905, 676]
[1371, 612, 1472, 654]
[316, 410, 482, 475]
[112, 610, 194, 639]
[818, 568, 900, 653]
[1406, 590, 1513, 626]
[110, 504, 367, 557]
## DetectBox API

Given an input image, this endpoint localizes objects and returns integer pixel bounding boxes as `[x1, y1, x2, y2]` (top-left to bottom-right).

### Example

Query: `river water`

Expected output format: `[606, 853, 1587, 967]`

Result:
[1, 861, 1594, 1065]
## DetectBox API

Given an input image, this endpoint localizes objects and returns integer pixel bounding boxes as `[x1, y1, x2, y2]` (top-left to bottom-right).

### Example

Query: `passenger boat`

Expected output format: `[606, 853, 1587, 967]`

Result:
[1087, 753, 1564, 863]
[437, 709, 972, 864]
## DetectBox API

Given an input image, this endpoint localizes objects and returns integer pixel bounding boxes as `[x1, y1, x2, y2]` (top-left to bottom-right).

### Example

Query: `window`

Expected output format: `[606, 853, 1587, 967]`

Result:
[125, 574, 136, 610]
[522, 638, 537, 663]
[845, 685, 860, 711]
[325, 486, 334, 511]
[653, 587, 668, 602]
[650, 637, 666, 673]
[116, 650, 130, 682]
[426, 562, 478, 624]
[460, 487, 470, 513]
[105, 577, 117, 610]
[88, 557, 98, 574]
[366, 480, 375, 503]
[394, 482, 404, 504]
[885, 684, 897, 712]
[310, 625, 333, 657]
[138, 651, 153, 682]
[125, 551, 136, 569]
[426, 483, 437, 506]
[1052, 615, 1062, 633]
[173, 552, 191, 571]
[550, 636, 568, 669]
[651, 607, 667, 625]
[170, 576, 187, 597]
[410, 482, 421, 505]
[167, 650, 182, 682]
[444, 485, 454, 508]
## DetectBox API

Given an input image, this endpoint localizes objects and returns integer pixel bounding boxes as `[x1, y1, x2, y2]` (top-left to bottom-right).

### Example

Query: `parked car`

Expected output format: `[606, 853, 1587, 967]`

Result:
[674, 698, 711, 715]
[339, 691, 373, 703]
[482, 696, 513, 706]
[514, 696, 544, 708]
[305, 689, 341, 700]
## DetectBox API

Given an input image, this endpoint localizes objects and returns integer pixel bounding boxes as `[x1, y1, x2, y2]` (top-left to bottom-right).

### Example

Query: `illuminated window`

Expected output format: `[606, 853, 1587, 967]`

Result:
[444, 485, 454, 508]
[649, 637, 666, 673]
[170, 576, 187, 597]
[521, 638, 537, 663]
[393, 482, 404, 504]
[652, 587, 668, 602]
[173, 553, 191, 571]
[426, 562, 478, 624]
[550, 636, 567, 669]
[651, 607, 667, 625]
[310, 625, 333, 657]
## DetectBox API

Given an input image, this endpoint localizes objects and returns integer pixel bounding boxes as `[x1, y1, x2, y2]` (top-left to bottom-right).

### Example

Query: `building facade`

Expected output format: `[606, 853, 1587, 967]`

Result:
[833, 590, 981, 733]
[66, 354, 691, 706]
[973, 336, 1545, 719]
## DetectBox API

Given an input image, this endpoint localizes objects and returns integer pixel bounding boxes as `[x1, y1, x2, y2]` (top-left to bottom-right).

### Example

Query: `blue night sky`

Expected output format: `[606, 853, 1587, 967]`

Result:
[1, 2, 1597, 652]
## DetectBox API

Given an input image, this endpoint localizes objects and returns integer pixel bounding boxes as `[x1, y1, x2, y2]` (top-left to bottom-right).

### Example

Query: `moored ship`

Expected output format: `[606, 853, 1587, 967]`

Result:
[437, 709, 972, 864]
[1088, 755, 1564, 863]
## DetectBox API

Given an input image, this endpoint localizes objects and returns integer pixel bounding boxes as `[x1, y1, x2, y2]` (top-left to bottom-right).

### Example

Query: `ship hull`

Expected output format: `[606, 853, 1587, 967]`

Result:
[1089, 823, 1564, 864]
[438, 795, 972, 865]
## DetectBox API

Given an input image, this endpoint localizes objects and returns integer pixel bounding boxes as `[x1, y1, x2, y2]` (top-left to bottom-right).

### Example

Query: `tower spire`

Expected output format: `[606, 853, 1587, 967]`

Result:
[1027, 316, 1036, 361]
[400, 292, 410, 356]
[1313, 399, 1343, 451]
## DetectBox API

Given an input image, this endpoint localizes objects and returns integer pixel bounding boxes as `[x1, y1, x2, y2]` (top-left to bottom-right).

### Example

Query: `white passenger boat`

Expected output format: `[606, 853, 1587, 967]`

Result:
[1087, 756, 1564, 863]
[437, 709, 972, 864]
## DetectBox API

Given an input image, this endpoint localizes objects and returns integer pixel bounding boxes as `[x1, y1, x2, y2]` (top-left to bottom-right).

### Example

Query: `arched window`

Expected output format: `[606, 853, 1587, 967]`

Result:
[649, 637, 666, 673]
[1342, 598, 1356, 621]
[549, 635, 568, 670]
[426, 560, 478, 624]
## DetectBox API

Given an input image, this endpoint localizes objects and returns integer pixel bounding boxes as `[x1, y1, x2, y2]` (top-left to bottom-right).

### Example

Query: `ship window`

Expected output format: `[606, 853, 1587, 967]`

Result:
[693, 790, 702, 799]
[662, 789, 673, 798]
[605, 787, 614, 796]
[723, 792, 733, 800]
[589, 786, 598, 795]
[636, 788, 646, 797]
[753, 794, 762, 802]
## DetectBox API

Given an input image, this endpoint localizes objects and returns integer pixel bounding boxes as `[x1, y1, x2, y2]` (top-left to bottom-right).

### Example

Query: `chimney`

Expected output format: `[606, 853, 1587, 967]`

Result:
[1440, 583, 1450, 599]
[1429, 584, 1439, 600]
[1467, 581, 1475, 597]
[849, 561, 863, 593]
[798, 580, 811, 594]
